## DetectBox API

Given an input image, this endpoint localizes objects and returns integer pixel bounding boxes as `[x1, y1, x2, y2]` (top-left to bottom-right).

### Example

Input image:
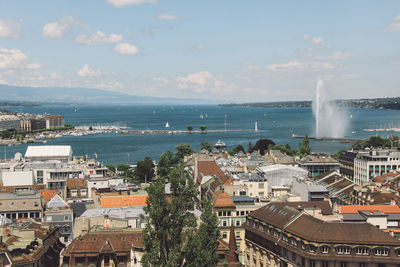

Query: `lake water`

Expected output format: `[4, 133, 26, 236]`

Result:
[4, 105, 400, 165]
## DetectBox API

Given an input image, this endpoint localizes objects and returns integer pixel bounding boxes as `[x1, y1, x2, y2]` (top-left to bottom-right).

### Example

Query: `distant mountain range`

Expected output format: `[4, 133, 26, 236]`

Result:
[220, 97, 400, 110]
[0, 84, 212, 105]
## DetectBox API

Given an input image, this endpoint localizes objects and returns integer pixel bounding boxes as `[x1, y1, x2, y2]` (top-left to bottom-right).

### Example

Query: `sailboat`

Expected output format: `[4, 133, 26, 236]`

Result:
[200, 114, 204, 119]
[165, 122, 170, 128]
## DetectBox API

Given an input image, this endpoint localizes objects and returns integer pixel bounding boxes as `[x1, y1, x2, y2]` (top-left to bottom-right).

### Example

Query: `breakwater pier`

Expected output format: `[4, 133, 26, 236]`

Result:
[117, 129, 258, 135]
[291, 134, 364, 143]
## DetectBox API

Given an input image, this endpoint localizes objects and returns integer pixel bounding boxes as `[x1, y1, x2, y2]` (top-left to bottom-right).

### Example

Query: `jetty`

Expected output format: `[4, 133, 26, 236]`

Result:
[117, 129, 258, 135]
[291, 134, 364, 142]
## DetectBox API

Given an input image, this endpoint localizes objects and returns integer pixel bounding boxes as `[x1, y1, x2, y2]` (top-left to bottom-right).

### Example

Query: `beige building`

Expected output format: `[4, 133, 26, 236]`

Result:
[0, 190, 43, 221]
[45, 115, 64, 129]
[244, 202, 400, 267]
[62, 227, 144, 267]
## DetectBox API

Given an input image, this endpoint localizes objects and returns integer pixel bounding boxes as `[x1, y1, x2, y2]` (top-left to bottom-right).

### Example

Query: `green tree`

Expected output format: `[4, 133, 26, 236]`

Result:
[117, 163, 130, 172]
[298, 133, 311, 157]
[200, 141, 213, 152]
[229, 144, 245, 156]
[187, 125, 193, 132]
[134, 157, 155, 183]
[175, 144, 194, 160]
[247, 141, 253, 153]
[185, 199, 220, 267]
[106, 164, 116, 172]
[157, 151, 176, 178]
[200, 125, 207, 132]
[142, 165, 198, 267]
[117, 163, 133, 179]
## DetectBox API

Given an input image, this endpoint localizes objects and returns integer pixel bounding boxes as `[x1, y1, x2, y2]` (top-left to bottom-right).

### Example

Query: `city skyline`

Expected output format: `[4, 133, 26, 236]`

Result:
[1, 0, 400, 102]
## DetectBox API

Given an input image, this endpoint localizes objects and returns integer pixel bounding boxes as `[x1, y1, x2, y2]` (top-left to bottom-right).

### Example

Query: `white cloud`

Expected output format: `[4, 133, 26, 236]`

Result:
[316, 52, 352, 61]
[156, 14, 178, 20]
[106, 0, 157, 8]
[77, 64, 102, 77]
[26, 63, 42, 69]
[386, 14, 400, 31]
[153, 77, 169, 86]
[311, 36, 322, 44]
[176, 71, 237, 94]
[76, 31, 123, 45]
[268, 61, 302, 71]
[0, 18, 21, 38]
[96, 81, 124, 89]
[0, 48, 28, 69]
[114, 42, 139, 55]
[42, 16, 87, 39]
[42, 22, 69, 39]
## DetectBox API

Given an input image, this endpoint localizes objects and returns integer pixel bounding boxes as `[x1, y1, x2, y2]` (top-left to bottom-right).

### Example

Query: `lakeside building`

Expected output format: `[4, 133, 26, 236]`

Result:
[0, 219, 64, 267]
[20, 116, 46, 131]
[45, 115, 64, 129]
[244, 202, 400, 267]
[299, 152, 340, 177]
[0, 146, 110, 191]
[354, 148, 400, 186]
[61, 227, 144, 267]
[0, 115, 20, 132]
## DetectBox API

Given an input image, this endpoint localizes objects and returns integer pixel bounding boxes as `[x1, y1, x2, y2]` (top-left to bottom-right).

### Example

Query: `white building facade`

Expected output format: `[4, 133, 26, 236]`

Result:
[354, 149, 400, 185]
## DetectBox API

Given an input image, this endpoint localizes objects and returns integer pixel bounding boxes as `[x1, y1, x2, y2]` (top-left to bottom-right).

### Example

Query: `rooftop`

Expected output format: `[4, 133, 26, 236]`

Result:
[25, 145, 72, 159]
[101, 194, 147, 208]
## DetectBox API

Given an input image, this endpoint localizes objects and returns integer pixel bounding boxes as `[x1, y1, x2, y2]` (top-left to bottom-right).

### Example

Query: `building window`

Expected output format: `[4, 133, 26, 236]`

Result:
[308, 244, 317, 253]
[218, 211, 222, 216]
[222, 232, 227, 238]
[290, 238, 297, 246]
[355, 247, 369, 256]
[322, 262, 329, 267]
[321, 245, 329, 254]
[282, 234, 288, 242]
[336, 246, 351, 255]
[223, 220, 227, 226]
[236, 220, 241, 226]
[340, 263, 347, 267]
[374, 247, 389, 256]
[241, 211, 245, 216]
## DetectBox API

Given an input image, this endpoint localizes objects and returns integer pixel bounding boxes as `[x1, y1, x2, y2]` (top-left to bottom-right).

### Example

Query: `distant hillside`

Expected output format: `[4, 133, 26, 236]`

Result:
[0, 84, 211, 105]
[220, 97, 400, 110]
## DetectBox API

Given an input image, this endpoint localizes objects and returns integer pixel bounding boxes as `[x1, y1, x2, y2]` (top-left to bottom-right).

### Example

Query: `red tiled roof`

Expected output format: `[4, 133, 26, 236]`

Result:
[62, 231, 143, 256]
[340, 205, 400, 214]
[197, 160, 233, 186]
[67, 178, 87, 189]
[39, 189, 59, 200]
[213, 190, 234, 208]
[101, 195, 147, 208]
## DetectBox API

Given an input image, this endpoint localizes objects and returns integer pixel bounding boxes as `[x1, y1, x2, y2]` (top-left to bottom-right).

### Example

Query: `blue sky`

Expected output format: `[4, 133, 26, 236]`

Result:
[0, 0, 399, 102]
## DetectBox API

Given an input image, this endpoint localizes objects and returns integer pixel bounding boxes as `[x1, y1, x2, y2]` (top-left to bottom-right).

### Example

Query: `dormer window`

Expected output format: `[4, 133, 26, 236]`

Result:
[355, 247, 369, 256]
[308, 244, 317, 253]
[321, 246, 330, 254]
[336, 246, 351, 255]
[290, 238, 297, 246]
[374, 247, 389, 257]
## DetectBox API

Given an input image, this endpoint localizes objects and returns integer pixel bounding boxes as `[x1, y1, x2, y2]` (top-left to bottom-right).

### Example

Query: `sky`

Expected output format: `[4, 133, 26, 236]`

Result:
[0, 0, 400, 102]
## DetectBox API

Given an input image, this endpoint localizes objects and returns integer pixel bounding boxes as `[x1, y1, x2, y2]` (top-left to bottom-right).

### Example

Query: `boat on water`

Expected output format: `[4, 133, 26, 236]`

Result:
[165, 122, 170, 128]
[200, 114, 204, 119]
[214, 140, 226, 149]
